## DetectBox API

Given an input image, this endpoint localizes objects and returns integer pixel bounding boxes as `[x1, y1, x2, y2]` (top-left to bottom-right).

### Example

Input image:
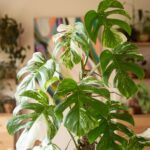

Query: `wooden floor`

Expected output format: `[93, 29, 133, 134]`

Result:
[0, 113, 14, 150]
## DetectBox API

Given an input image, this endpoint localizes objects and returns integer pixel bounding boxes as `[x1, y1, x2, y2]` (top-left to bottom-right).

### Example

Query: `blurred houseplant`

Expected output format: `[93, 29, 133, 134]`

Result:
[131, 10, 150, 42]
[7, 0, 150, 149]
[0, 15, 29, 66]
[129, 83, 150, 114]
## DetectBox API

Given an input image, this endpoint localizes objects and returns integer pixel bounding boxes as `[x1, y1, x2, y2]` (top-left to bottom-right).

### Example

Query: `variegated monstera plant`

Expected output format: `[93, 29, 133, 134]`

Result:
[7, 0, 150, 149]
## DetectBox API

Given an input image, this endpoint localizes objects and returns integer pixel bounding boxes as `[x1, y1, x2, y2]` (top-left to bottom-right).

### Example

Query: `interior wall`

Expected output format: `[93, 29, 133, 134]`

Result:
[0, 0, 149, 149]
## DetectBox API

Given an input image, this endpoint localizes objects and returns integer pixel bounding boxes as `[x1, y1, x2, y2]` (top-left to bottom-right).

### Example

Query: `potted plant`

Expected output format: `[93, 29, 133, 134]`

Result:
[7, 0, 150, 149]
[129, 83, 150, 114]
[136, 9, 150, 42]
[0, 15, 29, 67]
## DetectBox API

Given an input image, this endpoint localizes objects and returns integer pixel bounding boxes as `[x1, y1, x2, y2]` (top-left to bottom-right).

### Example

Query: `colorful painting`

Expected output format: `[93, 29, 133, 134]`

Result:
[34, 17, 102, 64]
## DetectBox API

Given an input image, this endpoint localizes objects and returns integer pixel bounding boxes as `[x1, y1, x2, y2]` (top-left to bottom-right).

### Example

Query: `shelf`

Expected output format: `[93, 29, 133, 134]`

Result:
[134, 42, 150, 46]
[0, 113, 12, 116]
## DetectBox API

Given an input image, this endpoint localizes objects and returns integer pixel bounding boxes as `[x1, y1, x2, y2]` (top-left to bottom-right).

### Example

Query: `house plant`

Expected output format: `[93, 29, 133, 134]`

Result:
[7, 0, 150, 149]
[129, 83, 150, 114]
[0, 15, 29, 66]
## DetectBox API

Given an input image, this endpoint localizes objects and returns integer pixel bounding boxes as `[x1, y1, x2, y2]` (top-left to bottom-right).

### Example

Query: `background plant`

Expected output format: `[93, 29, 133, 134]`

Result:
[134, 83, 150, 114]
[7, 0, 150, 149]
[0, 15, 29, 66]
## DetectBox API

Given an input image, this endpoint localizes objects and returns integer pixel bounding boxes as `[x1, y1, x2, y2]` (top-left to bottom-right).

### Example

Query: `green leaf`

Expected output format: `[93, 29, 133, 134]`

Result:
[102, 28, 125, 48]
[53, 22, 90, 69]
[113, 122, 133, 137]
[44, 77, 59, 90]
[108, 19, 131, 35]
[54, 78, 77, 98]
[56, 92, 100, 136]
[111, 111, 134, 126]
[126, 136, 150, 150]
[87, 101, 136, 149]
[54, 78, 109, 136]
[84, 10, 102, 43]
[79, 76, 110, 99]
[55, 95, 75, 121]
[64, 105, 98, 136]
[21, 90, 49, 105]
[13, 102, 44, 115]
[7, 113, 37, 135]
[117, 74, 138, 98]
[81, 95, 109, 117]
[106, 9, 131, 19]
[84, 0, 130, 47]
[16, 52, 59, 102]
[79, 85, 110, 99]
[110, 101, 128, 111]
[8, 90, 58, 141]
[122, 62, 144, 79]
[100, 42, 144, 98]
[44, 114, 57, 140]
[87, 120, 107, 144]
[98, 0, 124, 12]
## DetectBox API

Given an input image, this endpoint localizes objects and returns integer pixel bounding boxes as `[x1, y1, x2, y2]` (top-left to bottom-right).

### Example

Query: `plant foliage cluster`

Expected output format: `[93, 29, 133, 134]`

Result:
[0, 15, 29, 65]
[7, 0, 150, 149]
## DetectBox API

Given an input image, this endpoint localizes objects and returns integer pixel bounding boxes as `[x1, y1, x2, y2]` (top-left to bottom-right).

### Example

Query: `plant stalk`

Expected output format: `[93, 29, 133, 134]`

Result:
[67, 130, 78, 150]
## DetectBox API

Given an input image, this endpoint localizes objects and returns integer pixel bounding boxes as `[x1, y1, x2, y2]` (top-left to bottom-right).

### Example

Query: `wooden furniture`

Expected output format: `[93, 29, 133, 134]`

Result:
[134, 42, 150, 46]
[0, 113, 14, 150]
[132, 115, 150, 133]
[129, 115, 150, 150]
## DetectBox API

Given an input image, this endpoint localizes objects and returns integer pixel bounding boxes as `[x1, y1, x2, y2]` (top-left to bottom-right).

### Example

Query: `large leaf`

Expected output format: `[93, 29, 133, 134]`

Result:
[54, 78, 109, 136]
[7, 90, 58, 142]
[16, 52, 59, 102]
[87, 101, 134, 149]
[84, 0, 130, 47]
[53, 22, 91, 69]
[100, 42, 144, 98]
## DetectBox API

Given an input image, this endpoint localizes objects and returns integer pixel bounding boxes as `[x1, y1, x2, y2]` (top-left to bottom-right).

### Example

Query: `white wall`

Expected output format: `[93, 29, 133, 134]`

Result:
[0, 0, 149, 149]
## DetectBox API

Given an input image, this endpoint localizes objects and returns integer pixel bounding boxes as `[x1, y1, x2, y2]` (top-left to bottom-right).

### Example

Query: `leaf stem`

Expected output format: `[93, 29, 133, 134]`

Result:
[65, 139, 72, 150]
[83, 54, 89, 69]
[88, 62, 101, 76]
[67, 130, 78, 150]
